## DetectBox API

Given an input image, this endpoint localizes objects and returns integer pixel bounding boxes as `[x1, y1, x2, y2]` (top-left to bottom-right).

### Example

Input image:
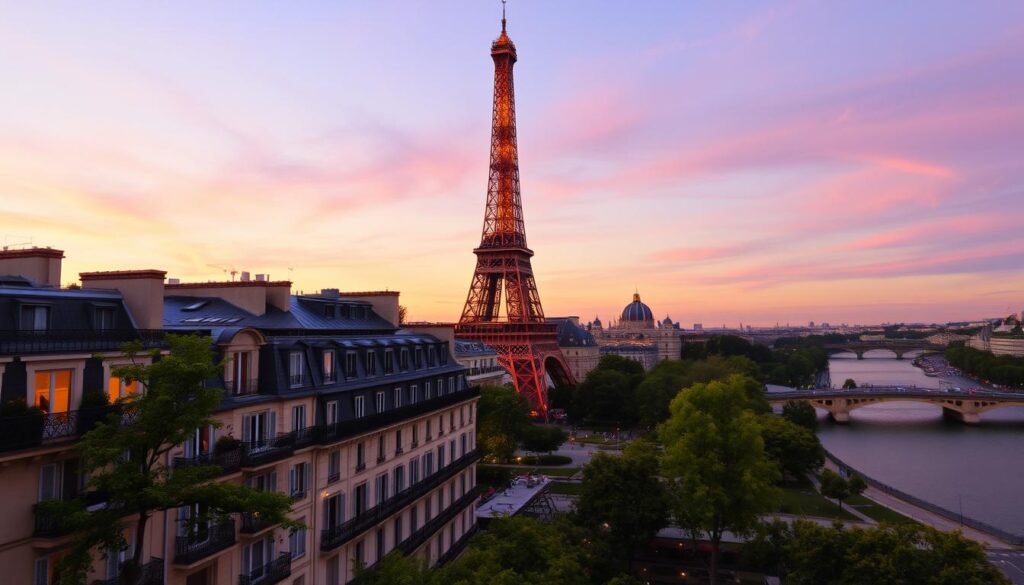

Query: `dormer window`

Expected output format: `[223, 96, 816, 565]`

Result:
[414, 347, 424, 369]
[345, 352, 357, 379]
[323, 351, 337, 383]
[366, 351, 377, 376]
[20, 305, 49, 332]
[384, 351, 394, 375]
[399, 349, 409, 370]
[427, 347, 436, 367]
[94, 307, 115, 331]
[323, 305, 336, 319]
[289, 352, 304, 387]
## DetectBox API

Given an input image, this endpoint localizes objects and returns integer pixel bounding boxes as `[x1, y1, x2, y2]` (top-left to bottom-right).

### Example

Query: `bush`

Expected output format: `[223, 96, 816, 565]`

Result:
[516, 454, 573, 466]
[0, 399, 44, 450]
[476, 466, 514, 488]
[215, 435, 241, 453]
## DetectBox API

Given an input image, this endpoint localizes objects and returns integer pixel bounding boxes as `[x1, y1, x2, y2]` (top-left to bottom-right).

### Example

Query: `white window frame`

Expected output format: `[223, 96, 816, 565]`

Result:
[375, 391, 386, 413]
[353, 396, 365, 419]
[289, 351, 304, 387]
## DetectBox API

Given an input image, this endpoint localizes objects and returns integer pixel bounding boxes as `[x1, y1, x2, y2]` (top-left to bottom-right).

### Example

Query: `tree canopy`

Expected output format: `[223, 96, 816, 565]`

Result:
[659, 375, 780, 585]
[477, 384, 531, 463]
[782, 400, 818, 431]
[634, 356, 761, 427]
[758, 414, 825, 481]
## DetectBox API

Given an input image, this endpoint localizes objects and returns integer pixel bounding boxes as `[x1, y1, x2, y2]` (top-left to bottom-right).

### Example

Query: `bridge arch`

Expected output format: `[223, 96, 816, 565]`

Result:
[770, 391, 1024, 425]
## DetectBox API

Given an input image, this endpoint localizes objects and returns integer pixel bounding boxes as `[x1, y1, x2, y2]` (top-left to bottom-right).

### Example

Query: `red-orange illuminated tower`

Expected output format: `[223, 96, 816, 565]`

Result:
[456, 8, 575, 417]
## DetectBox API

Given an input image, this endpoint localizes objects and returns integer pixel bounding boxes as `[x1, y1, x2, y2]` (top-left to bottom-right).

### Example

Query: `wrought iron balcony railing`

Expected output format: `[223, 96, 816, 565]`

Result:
[436, 524, 479, 566]
[320, 449, 480, 551]
[229, 378, 259, 396]
[173, 447, 242, 475]
[2, 404, 139, 453]
[398, 485, 482, 556]
[89, 557, 164, 585]
[174, 519, 236, 565]
[238, 552, 291, 585]
[240, 511, 275, 534]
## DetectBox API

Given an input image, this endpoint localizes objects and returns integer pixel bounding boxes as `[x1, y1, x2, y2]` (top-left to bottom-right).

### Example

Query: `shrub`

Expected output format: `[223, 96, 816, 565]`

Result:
[215, 435, 241, 453]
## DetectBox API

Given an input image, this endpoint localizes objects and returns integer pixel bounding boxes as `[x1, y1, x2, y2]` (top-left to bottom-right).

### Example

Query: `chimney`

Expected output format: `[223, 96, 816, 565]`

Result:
[0, 247, 64, 286]
[338, 291, 401, 326]
[240, 271, 251, 282]
[255, 274, 266, 282]
[80, 270, 167, 330]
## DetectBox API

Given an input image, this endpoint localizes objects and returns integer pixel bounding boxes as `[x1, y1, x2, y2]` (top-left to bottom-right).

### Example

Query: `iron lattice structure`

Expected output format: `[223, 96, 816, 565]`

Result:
[457, 16, 575, 417]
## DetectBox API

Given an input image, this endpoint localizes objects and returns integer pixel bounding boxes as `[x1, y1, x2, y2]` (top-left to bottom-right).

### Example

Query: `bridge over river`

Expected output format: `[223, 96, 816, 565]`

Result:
[823, 339, 944, 360]
[769, 387, 1024, 424]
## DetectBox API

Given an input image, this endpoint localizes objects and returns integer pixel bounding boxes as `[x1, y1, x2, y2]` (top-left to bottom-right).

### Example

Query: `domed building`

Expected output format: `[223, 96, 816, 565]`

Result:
[585, 291, 689, 369]
[619, 292, 655, 330]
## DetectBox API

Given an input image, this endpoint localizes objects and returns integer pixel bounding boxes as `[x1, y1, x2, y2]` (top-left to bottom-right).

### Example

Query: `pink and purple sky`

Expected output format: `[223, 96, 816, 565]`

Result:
[1, 1, 1023, 326]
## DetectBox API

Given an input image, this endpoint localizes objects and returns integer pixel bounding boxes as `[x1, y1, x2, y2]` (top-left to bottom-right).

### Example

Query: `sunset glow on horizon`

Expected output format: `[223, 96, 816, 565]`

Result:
[2, 1, 1023, 326]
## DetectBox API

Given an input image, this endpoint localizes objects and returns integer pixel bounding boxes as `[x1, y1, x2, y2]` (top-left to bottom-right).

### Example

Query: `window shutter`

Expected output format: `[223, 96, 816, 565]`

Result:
[269, 411, 277, 438]
[270, 471, 278, 493]
[305, 464, 311, 494]
[34, 558, 48, 585]
[241, 415, 252, 444]
[289, 468, 296, 495]
[39, 464, 56, 502]
[242, 544, 251, 575]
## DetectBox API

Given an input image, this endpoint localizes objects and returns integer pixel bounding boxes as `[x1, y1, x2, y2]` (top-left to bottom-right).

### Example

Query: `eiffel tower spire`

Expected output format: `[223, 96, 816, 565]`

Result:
[456, 7, 575, 417]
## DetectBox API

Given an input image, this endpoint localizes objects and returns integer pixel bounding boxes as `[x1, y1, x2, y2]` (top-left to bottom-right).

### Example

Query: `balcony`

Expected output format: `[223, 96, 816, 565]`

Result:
[90, 557, 164, 585]
[239, 552, 291, 585]
[174, 519, 236, 565]
[1, 404, 134, 453]
[229, 378, 259, 396]
[288, 374, 304, 388]
[321, 448, 480, 551]
[173, 447, 242, 475]
[436, 524, 479, 566]
[33, 502, 68, 538]
[240, 511, 276, 534]
[240, 436, 295, 468]
[398, 485, 482, 556]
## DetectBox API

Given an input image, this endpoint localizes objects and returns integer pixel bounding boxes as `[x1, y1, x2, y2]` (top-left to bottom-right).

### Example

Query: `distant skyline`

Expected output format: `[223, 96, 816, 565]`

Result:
[1, 1, 1023, 326]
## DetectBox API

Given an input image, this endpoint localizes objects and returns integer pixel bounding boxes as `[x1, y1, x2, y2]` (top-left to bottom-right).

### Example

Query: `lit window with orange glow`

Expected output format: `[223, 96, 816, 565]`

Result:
[108, 376, 139, 403]
[34, 370, 72, 413]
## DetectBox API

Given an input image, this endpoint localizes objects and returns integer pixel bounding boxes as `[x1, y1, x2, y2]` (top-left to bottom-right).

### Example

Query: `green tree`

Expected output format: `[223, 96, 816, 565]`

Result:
[573, 441, 669, 571]
[635, 356, 762, 427]
[783, 520, 1010, 585]
[758, 414, 824, 482]
[477, 384, 531, 463]
[659, 375, 780, 585]
[352, 552, 429, 585]
[818, 469, 865, 511]
[520, 424, 567, 455]
[574, 369, 636, 424]
[842, 378, 857, 389]
[782, 400, 818, 431]
[41, 335, 296, 584]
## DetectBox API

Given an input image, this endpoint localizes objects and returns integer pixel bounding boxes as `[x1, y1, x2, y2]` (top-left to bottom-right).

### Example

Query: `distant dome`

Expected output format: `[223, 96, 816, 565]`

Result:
[620, 293, 654, 323]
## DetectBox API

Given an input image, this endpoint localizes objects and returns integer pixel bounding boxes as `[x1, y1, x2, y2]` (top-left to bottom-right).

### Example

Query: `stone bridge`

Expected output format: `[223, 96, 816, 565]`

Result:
[823, 340, 945, 360]
[769, 387, 1024, 424]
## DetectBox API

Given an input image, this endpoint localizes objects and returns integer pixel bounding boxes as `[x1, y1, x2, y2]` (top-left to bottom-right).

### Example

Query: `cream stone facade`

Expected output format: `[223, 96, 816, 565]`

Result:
[0, 249, 479, 585]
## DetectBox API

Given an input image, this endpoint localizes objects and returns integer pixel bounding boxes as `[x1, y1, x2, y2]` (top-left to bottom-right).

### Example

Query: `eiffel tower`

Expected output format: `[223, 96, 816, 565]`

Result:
[456, 6, 575, 418]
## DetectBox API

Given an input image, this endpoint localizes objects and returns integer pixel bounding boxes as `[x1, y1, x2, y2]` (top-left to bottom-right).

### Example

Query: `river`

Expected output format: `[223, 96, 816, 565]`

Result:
[817, 351, 1024, 535]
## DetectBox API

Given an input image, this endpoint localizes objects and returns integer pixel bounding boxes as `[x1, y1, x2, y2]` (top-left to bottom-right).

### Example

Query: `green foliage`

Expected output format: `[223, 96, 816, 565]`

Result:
[520, 424, 567, 454]
[946, 345, 1024, 388]
[765, 520, 1010, 585]
[79, 389, 110, 409]
[353, 552, 430, 585]
[477, 384, 531, 463]
[782, 400, 818, 431]
[1, 397, 43, 417]
[696, 335, 828, 387]
[659, 375, 780, 584]
[574, 369, 637, 424]
[818, 469, 865, 511]
[635, 356, 762, 427]
[573, 442, 669, 568]
[842, 378, 857, 389]
[43, 334, 297, 584]
[758, 414, 824, 481]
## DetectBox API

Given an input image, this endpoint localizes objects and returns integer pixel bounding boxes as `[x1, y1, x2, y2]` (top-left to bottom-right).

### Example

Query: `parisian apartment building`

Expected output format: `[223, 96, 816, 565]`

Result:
[0, 247, 481, 585]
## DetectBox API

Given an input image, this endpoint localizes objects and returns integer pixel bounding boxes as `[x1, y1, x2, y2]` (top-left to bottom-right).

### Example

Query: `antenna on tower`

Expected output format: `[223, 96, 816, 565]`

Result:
[502, 0, 507, 31]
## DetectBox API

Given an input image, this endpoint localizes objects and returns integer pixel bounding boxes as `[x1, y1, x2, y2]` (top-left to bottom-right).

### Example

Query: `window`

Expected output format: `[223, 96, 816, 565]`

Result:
[242, 535, 275, 581]
[34, 370, 71, 414]
[327, 401, 339, 425]
[460, 433, 467, 457]
[34, 558, 49, 585]
[374, 473, 389, 504]
[245, 470, 277, 493]
[345, 353, 357, 378]
[438, 444, 446, 468]
[449, 412, 455, 432]
[395, 429, 403, 455]
[376, 528, 385, 561]
[412, 425, 419, 447]
[393, 387, 402, 408]
[428, 347, 436, 367]
[289, 351, 304, 387]
[394, 465, 405, 494]
[353, 541, 364, 571]
[415, 347, 424, 369]
[289, 524, 307, 559]
[394, 516, 403, 545]
[107, 374, 139, 404]
[353, 396, 365, 419]
[95, 307, 115, 331]
[183, 426, 213, 459]
[366, 351, 377, 376]
[375, 391, 386, 413]
[377, 436, 386, 463]
[424, 381, 432, 400]
[440, 348, 448, 365]
[241, 410, 275, 449]
[437, 378, 444, 395]
[323, 351, 336, 383]
[411, 505, 419, 532]
[410, 384, 419, 405]
[328, 451, 341, 482]
[425, 496, 432, 520]
[289, 462, 309, 498]
[423, 452, 434, 476]
[438, 415, 444, 437]
[409, 459, 420, 484]
[460, 408, 465, 427]
[426, 419, 432, 440]
[354, 483, 368, 516]
[356, 443, 365, 471]
[400, 348, 409, 370]
[324, 494, 344, 531]
[384, 351, 394, 375]
[449, 439, 456, 462]
[232, 350, 254, 395]
[292, 405, 306, 432]
[20, 305, 49, 332]
[448, 377, 455, 394]
[39, 462, 62, 502]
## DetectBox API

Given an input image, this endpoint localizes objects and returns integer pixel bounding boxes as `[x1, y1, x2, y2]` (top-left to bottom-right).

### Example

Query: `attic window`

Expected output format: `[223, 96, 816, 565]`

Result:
[182, 301, 208, 312]
[324, 305, 336, 319]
